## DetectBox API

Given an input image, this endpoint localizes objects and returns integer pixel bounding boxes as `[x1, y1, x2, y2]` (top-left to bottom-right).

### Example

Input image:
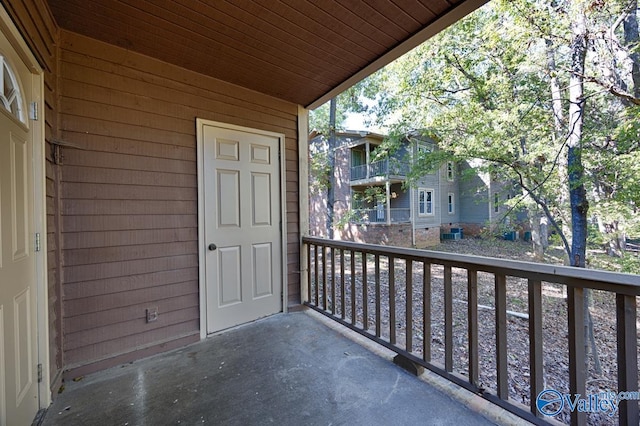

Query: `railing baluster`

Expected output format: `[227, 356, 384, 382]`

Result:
[495, 273, 508, 400]
[362, 252, 368, 331]
[322, 245, 327, 310]
[375, 254, 381, 337]
[314, 244, 319, 307]
[340, 249, 345, 320]
[468, 269, 479, 386]
[389, 256, 396, 345]
[444, 265, 453, 372]
[306, 242, 311, 304]
[406, 259, 413, 352]
[331, 247, 336, 315]
[423, 262, 431, 363]
[567, 287, 586, 426]
[351, 250, 356, 325]
[616, 294, 639, 425]
[528, 279, 543, 417]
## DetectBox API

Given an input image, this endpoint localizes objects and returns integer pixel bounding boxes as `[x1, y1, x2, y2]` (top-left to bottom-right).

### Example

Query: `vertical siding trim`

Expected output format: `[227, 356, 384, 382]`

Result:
[196, 119, 207, 340]
[298, 106, 309, 303]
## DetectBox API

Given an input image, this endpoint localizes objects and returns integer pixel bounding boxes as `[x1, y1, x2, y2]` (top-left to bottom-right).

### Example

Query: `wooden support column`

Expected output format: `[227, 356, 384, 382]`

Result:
[616, 294, 639, 425]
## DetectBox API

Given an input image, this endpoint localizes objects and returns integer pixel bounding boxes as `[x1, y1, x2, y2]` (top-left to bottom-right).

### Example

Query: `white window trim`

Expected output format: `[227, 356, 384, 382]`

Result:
[418, 188, 435, 216]
[417, 143, 431, 154]
[446, 161, 455, 181]
[448, 192, 455, 214]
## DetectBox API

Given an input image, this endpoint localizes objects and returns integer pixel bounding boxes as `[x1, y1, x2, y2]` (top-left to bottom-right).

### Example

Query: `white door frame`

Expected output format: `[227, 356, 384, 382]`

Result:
[0, 5, 49, 408]
[196, 119, 288, 339]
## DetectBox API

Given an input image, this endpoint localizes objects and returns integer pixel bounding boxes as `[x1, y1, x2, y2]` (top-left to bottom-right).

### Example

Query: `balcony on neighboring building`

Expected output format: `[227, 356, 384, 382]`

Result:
[350, 158, 409, 184]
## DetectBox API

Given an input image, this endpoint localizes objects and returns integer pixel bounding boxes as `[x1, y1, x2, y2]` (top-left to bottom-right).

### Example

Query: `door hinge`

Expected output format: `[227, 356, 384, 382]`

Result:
[29, 102, 38, 121]
[37, 364, 42, 383]
[35, 233, 41, 252]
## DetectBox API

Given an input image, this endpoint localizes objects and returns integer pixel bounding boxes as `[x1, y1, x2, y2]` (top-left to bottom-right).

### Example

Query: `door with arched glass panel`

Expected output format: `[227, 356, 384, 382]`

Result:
[0, 27, 39, 426]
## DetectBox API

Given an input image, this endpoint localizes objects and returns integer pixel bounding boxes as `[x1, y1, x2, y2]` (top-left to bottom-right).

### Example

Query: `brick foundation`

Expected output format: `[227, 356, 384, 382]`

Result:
[335, 223, 440, 248]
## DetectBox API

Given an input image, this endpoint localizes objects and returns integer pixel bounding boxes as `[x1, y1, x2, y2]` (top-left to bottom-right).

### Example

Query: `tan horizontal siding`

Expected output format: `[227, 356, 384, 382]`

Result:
[62, 166, 196, 188]
[62, 214, 197, 233]
[63, 241, 197, 267]
[64, 281, 199, 318]
[64, 306, 200, 350]
[64, 322, 199, 367]
[64, 294, 199, 334]
[64, 268, 199, 300]
[59, 29, 300, 373]
[63, 255, 198, 284]
[63, 228, 197, 250]
[61, 183, 197, 201]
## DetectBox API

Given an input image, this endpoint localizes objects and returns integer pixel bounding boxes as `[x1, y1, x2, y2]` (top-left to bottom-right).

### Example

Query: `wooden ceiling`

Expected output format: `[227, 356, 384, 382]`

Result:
[47, 0, 487, 108]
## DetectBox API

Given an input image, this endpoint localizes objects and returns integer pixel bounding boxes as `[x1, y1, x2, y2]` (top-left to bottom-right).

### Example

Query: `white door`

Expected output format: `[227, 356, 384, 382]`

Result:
[0, 31, 39, 426]
[201, 123, 283, 333]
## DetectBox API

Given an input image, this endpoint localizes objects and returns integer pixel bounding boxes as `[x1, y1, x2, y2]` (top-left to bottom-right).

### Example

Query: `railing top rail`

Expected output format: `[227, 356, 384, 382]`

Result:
[302, 236, 640, 295]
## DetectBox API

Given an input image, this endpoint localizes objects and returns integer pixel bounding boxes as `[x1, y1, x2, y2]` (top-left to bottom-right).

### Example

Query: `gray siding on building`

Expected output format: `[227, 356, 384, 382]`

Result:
[458, 161, 491, 225]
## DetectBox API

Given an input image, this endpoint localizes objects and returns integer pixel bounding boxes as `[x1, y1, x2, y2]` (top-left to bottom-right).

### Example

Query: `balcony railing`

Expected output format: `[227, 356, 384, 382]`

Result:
[354, 208, 411, 223]
[302, 237, 640, 425]
[350, 159, 409, 181]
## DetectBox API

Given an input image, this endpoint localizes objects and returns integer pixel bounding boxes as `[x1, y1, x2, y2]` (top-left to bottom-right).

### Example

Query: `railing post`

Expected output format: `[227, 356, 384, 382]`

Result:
[340, 249, 345, 320]
[389, 256, 396, 345]
[616, 294, 639, 425]
[305, 241, 311, 304]
[362, 252, 368, 331]
[468, 270, 479, 386]
[322, 245, 327, 310]
[423, 262, 431, 363]
[567, 287, 586, 426]
[314, 244, 319, 306]
[495, 274, 508, 400]
[528, 279, 544, 417]
[406, 259, 413, 352]
[350, 250, 356, 325]
[375, 254, 381, 337]
[444, 265, 453, 372]
[330, 247, 336, 315]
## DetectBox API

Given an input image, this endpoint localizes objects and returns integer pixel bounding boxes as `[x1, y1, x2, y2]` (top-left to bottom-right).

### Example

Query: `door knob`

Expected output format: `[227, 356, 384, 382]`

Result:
[208, 243, 217, 251]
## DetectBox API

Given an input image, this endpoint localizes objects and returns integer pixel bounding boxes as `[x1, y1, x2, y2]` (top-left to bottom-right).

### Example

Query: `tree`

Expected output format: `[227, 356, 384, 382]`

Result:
[355, 0, 640, 379]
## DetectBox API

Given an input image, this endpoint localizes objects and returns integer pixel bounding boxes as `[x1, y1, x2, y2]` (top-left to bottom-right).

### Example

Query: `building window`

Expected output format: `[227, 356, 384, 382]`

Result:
[448, 193, 455, 214]
[417, 144, 431, 154]
[0, 57, 24, 123]
[494, 193, 499, 213]
[447, 161, 455, 181]
[418, 188, 434, 216]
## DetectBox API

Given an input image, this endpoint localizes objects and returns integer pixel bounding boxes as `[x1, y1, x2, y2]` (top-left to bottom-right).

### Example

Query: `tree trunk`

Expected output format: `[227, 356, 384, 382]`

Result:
[528, 208, 544, 261]
[568, 6, 601, 376]
[567, 12, 588, 268]
[545, 37, 572, 242]
[623, 0, 640, 98]
[540, 216, 549, 249]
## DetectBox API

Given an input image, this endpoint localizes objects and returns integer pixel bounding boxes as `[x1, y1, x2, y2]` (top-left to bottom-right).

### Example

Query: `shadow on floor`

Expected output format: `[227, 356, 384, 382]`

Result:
[41, 311, 496, 426]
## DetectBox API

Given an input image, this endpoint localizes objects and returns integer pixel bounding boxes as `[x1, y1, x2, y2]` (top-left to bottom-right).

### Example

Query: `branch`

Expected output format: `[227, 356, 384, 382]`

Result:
[578, 72, 640, 105]
[514, 169, 573, 259]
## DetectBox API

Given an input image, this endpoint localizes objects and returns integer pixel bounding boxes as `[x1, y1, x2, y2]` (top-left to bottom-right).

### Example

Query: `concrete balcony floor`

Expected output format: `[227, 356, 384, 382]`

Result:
[41, 310, 510, 426]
